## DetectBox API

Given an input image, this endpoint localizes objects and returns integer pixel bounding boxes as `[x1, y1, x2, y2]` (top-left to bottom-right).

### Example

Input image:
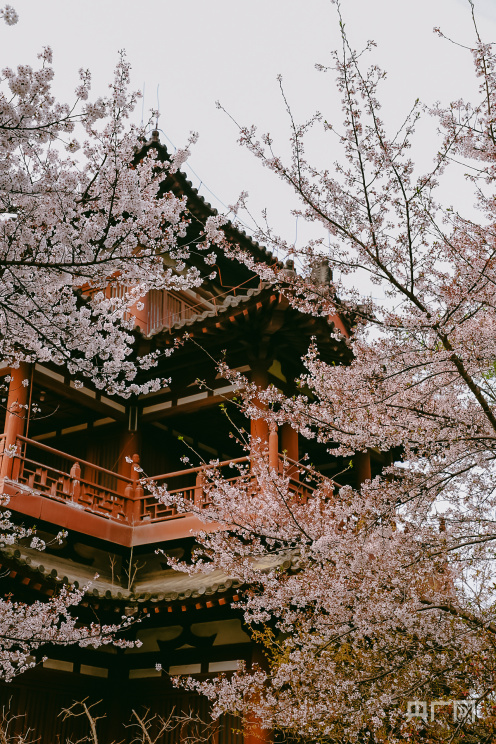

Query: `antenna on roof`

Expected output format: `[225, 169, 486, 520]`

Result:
[156, 84, 160, 129]
[141, 82, 145, 126]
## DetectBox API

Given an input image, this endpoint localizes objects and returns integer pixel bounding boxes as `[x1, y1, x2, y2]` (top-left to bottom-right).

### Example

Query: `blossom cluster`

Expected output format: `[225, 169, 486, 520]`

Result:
[0, 50, 205, 394]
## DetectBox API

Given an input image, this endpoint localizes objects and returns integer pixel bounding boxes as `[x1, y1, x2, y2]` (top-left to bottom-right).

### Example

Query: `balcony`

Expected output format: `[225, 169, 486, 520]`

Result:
[0, 434, 317, 547]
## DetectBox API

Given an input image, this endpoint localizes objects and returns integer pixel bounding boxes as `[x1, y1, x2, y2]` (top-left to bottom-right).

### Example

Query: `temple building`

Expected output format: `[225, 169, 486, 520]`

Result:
[0, 134, 382, 743]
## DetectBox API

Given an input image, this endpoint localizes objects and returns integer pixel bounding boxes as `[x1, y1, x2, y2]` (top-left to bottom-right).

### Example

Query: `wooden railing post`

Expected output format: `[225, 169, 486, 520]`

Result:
[124, 480, 135, 521]
[70, 461, 81, 502]
[130, 453, 142, 523]
[194, 471, 205, 508]
[10, 436, 22, 481]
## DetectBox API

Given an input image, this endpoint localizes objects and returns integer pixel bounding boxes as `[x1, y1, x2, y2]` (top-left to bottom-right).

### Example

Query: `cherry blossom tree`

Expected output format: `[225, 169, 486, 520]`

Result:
[0, 15, 207, 394]
[0, 503, 142, 683]
[0, 582, 138, 683]
[153, 2, 496, 742]
[0, 9, 209, 681]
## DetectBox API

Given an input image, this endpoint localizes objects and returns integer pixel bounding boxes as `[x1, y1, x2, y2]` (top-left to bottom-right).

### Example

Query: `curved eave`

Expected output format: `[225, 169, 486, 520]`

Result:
[0, 544, 298, 617]
[135, 137, 282, 268]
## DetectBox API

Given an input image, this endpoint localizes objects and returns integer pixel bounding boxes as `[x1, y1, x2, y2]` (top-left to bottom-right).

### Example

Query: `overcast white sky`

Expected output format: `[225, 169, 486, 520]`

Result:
[4, 0, 496, 260]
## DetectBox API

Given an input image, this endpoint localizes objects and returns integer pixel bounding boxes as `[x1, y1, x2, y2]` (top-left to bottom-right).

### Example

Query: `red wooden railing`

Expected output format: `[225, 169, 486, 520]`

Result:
[6, 435, 135, 521]
[139, 457, 251, 522]
[0, 436, 320, 527]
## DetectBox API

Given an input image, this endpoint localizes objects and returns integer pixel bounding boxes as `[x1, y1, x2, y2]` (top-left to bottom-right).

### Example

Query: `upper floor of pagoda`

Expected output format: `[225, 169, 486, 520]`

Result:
[0, 131, 361, 552]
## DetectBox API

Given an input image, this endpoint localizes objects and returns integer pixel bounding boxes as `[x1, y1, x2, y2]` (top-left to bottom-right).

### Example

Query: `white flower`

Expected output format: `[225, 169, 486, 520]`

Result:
[1, 4, 18, 25]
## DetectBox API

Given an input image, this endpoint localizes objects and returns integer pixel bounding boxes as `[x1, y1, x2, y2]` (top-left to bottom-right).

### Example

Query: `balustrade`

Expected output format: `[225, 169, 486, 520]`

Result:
[139, 457, 251, 522]
[3, 435, 134, 521]
[0, 436, 321, 529]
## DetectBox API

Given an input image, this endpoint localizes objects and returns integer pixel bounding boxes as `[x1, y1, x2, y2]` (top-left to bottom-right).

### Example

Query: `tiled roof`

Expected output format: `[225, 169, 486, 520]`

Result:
[3, 544, 297, 603]
[138, 131, 283, 267]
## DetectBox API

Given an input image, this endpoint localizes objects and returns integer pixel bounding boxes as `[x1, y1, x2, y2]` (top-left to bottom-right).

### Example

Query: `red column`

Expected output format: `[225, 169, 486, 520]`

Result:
[244, 647, 272, 744]
[250, 363, 269, 448]
[1, 363, 30, 478]
[281, 423, 298, 477]
[243, 714, 272, 744]
[117, 430, 143, 524]
[268, 423, 278, 470]
[356, 450, 371, 485]
[281, 423, 298, 460]
[131, 453, 144, 522]
[117, 430, 140, 487]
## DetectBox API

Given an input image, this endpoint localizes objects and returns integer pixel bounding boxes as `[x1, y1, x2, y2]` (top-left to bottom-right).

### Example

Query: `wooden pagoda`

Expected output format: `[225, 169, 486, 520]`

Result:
[0, 132, 382, 743]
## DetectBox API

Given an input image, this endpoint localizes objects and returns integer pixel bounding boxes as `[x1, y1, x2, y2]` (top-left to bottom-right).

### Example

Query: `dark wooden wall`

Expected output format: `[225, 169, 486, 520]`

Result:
[0, 668, 243, 744]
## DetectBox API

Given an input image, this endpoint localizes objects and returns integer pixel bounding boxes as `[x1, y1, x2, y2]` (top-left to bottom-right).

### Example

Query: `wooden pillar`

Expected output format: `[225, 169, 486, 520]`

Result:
[131, 453, 144, 522]
[268, 423, 278, 471]
[194, 470, 205, 508]
[244, 647, 272, 744]
[1, 363, 30, 478]
[281, 422, 298, 477]
[70, 461, 81, 503]
[243, 714, 272, 744]
[123, 453, 143, 522]
[281, 423, 298, 461]
[117, 430, 140, 489]
[355, 450, 371, 486]
[250, 363, 269, 448]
